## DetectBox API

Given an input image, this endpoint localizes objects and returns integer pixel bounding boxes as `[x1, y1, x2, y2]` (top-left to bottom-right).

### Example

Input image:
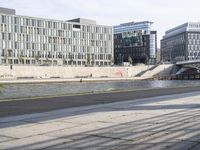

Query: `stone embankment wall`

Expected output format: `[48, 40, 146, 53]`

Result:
[0, 65, 152, 79]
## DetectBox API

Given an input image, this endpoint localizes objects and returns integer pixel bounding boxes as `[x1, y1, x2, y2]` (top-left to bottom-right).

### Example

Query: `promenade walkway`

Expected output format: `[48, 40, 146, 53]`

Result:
[0, 92, 200, 149]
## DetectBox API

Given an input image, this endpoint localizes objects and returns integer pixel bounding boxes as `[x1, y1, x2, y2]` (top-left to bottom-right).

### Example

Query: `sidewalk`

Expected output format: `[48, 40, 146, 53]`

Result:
[0, 92, 200, 150]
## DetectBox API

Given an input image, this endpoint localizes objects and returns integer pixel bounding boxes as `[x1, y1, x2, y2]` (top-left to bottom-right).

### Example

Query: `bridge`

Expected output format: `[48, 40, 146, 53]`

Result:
[153, 60, 200, 80]
[166, 60, 200, 80]
[176, 60, 200, 65]
[176, 60, 200, 73]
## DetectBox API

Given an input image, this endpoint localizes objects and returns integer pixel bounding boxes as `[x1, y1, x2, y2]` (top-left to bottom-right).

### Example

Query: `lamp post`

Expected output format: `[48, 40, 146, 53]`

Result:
[127, 68, 129, 78]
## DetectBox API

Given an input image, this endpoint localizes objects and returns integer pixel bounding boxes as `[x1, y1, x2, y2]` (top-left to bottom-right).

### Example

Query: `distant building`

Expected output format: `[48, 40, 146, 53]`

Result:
[161, 22, 200, 63]
[156, 48, 161, 63]
[0, 7, 113, 66]
[114, 21, 157, 65]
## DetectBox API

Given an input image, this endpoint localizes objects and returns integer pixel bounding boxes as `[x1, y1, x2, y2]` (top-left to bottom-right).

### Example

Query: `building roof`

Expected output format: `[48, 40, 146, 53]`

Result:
[0, 7, 15, 15]
[0, 7, 111, 27]
[164, 22, 200, 38]
[67, 18, 96, 25]
[114, 21, 153, 34]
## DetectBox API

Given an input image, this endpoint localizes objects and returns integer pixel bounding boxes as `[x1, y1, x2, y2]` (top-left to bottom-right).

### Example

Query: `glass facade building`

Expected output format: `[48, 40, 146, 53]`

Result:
[114, 21, 157, 65]
[161, 22, 200, 62]
[0, 7, 113, 66]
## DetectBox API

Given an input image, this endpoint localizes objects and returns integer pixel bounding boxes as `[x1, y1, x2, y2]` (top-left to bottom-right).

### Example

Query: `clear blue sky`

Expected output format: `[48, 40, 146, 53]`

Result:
[1, 0, 200, 48]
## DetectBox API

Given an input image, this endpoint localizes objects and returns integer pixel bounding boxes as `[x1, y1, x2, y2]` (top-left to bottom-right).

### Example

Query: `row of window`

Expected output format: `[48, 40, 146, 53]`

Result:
[163, 33, 200, 47]
[188, 24, 200, 28]
[188, 56, 200, 60]
[115, 49, 147, 57]
[188, 39, 200, 45]
[162, 35, 185, 47]
[1, 33, 112, 46]
[0, 26, 112, 41]
[188, 45, 200, 50]
[1, 40, 112, 53]
[1, 36, 112, 48]
[189, 51, 200, 56]
[0, 15, 112, 34]
[1, 59, 111, 66]
[188, 33, 200, 39]
[1, 49, 112, 59]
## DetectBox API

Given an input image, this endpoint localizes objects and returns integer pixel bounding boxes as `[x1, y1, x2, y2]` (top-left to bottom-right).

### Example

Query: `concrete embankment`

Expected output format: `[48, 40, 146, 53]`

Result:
[0, 64, 173, 84]
[0, 65, 151, 79]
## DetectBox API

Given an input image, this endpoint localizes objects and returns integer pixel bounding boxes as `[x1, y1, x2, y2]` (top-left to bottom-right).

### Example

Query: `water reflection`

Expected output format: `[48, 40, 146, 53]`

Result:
[0, 80, 200, 100]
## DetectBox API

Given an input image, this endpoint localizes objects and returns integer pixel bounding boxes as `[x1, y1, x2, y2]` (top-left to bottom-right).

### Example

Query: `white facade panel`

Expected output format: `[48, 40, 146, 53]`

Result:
[150, 34, 156, 58]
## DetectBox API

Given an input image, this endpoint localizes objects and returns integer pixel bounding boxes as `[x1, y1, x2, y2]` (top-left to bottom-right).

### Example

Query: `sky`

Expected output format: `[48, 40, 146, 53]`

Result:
[1, 0, 200, 48]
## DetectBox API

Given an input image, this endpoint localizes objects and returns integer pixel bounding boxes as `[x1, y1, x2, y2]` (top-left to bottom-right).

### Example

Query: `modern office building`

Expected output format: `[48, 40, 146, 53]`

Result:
[114, 21, 157, 65]
[161, 22, 200, 63]
[0, 7, 113, 66]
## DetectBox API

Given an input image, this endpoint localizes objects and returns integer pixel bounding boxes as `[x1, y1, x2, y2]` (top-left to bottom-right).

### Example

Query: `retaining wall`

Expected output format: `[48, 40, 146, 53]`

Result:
[0, 65, 151, 79]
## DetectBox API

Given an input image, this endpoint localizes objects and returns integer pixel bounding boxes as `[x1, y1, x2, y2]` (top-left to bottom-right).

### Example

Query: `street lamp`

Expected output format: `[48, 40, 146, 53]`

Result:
[122, 55, 124, 65]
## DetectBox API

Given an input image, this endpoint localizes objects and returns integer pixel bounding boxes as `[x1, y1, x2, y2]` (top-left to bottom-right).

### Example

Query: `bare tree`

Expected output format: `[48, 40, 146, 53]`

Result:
[87, 54, 91, 65]
[35, 51, 40, 65]
[68, 53, 73, 65]
[128, 56, 133, 65]
[91, 54, 95, 66]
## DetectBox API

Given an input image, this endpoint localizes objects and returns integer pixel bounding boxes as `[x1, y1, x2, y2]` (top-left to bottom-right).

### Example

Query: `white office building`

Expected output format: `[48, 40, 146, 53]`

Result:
[0, 7, 113, 66]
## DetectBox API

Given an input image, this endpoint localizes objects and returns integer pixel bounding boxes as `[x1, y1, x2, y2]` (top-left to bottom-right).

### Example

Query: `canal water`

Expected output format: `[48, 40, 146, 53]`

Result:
[0, 80, 200, 100]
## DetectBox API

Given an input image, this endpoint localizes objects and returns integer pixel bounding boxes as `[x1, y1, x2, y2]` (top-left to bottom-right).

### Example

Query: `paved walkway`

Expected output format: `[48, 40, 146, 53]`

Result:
[0, 92, 200, 150]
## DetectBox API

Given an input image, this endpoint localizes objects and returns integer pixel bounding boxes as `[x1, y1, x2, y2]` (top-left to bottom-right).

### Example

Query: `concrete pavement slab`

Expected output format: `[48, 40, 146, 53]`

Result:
[0, 91, 200, 149]
[0, 135, 72, 150]
[0, 121, 78, 138]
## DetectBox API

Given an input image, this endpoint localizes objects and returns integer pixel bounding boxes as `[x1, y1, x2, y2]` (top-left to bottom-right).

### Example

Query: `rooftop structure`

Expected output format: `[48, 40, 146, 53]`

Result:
[67, 18, 96, 25]
[0, 7, 15, 15]
[114, 21, 153, 34]
[164, 22, 200, 38]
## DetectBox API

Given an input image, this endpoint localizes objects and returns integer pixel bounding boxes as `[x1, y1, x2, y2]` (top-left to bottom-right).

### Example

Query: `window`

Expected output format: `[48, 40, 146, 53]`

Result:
[8, 33, 11, 40]
[26, 19, 29, 26]
[53, 22, 56, 28]
[32, 19, 36, 26]
[2, 15, 6, 23]
[14, 17, 18, 24]
[73, 24, 81, 31]
[2, 33, 5, 40]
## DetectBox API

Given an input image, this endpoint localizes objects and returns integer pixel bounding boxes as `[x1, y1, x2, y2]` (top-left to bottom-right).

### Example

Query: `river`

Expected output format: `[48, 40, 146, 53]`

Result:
[0, 80, 200, 100]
